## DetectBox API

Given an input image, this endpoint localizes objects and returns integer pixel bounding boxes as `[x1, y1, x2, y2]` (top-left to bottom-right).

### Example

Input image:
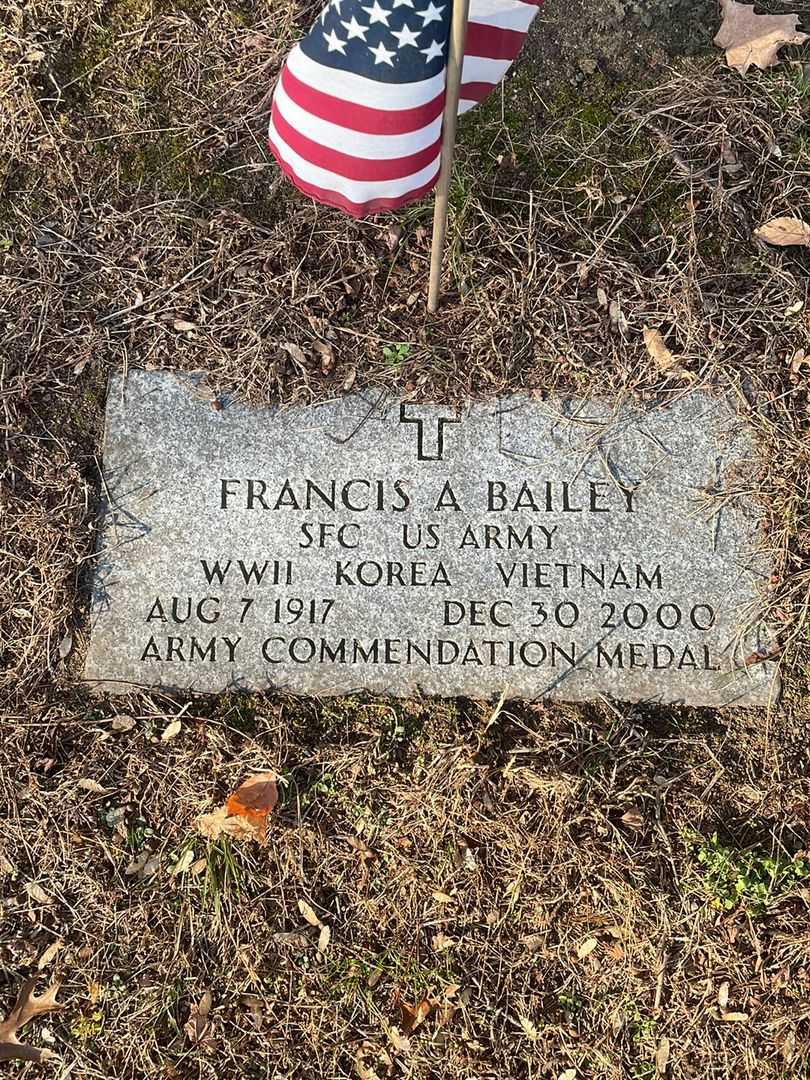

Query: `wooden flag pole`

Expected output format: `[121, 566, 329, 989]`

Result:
[427, 0, 471, 314]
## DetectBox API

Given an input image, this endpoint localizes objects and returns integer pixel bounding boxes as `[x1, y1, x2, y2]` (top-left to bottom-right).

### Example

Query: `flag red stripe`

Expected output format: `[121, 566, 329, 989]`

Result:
[465, 21, 526, 62]
[268, 135, 439, 218]
[281, 66, 445, 137]
[459, 80, 495, 102]
[271, 105, 441, 182]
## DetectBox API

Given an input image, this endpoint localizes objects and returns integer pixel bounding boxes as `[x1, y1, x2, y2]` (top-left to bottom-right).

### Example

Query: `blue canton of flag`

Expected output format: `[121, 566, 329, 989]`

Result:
[309, 0, 450, 83]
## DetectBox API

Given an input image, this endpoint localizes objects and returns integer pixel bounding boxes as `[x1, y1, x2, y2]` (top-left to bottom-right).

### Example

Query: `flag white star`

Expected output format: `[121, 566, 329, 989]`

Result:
[341, 15, 369, 39]
[392, 0, 414, 6]
[416, 1, 443, 25]
[391, 21, 420, 47]
[420, 37, 443, 61]
[323, 27, 348, 52]
[362, 0, 391, 25]
[330, 0, 343, 11]
[368, 39, 396, 65]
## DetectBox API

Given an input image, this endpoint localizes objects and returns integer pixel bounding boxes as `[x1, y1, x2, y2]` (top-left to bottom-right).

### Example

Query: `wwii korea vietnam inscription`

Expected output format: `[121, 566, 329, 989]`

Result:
[85, 370, 779, 706]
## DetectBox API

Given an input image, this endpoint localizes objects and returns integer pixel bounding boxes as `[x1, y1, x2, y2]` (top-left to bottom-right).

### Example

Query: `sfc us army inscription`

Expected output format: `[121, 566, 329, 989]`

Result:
[84, 370, 779, 706]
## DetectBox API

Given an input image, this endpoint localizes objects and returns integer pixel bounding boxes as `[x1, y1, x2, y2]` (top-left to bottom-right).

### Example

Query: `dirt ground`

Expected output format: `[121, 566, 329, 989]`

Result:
[1, 0, 810, 1076]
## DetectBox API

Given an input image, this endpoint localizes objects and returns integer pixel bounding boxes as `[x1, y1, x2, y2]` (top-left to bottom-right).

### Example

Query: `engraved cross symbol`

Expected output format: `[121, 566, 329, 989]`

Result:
[399, 403, 460, 462]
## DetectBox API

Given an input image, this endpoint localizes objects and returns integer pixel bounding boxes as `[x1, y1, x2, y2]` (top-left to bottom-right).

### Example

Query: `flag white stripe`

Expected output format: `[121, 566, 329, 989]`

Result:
[286, 45, 447, 110]
[460, 54, 513, 83]
[468, 1, 537, 33]
[274, 80, 441, 158]
[268, 117, 440, 201]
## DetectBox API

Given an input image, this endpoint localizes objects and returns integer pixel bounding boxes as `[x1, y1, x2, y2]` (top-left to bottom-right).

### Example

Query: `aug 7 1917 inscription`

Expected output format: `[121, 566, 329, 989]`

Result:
[84, 370, 779, 707]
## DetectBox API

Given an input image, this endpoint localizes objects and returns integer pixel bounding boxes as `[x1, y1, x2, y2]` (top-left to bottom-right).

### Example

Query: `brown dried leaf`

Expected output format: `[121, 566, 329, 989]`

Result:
[111, 714, 136, 732]
[225, 772, 278, 820]
[754, 216, 810, 247]
[520, 932, 545, 953]
[643, 327, 677, 372]
[36, 940, 63, 970]
[0, 980, 63, 1063]
[431, 932, 455, 952]
[714, 0, 808, 74]
[655, 1035, 671, 1074]
[125, 850, 160, 878]
[397, 995, 431, 1035]
[385, 225, 403, 252]
[24, 882, 52, 906]
[184, 990, 215, 1050]
[621, 808, 645, 829]
[298, 899, 323, 927]
[77, 778, 108, 794]
[720, 1010, 749, 1022]
[355, 1043, 382, 1080]
[281, 342, 308, 367]
[790, 349, 807, 375]
[387, 1026, 410, 1053]
[576, 937, 599, 960]
[317, 924, 332, 954]
[161, 718, 182, 741]
[313, 340, 335, 374]
[348, 835, 376, 861]
[196, 805, 263, 844]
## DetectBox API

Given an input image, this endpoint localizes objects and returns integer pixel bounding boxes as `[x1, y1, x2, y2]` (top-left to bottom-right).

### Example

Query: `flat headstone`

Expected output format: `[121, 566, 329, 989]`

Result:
[85, 370, 779, 707]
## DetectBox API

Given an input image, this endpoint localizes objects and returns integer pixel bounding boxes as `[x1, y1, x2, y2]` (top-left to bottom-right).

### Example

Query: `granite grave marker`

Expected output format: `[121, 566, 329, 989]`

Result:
[84, 370, 779, 706]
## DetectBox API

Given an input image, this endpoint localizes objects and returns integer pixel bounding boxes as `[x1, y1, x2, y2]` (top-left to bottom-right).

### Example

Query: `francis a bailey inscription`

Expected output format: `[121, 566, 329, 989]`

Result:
[85, 371, 779, 706]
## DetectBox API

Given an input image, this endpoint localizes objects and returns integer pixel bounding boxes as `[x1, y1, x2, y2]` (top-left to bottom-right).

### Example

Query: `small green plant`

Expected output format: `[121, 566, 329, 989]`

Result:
[173, 838, 244, 916]
[630, 1064, 656, 1080]
[557, 990, 583, 1014]
[382, 343, 411, 367]
[70, 1009, 104, 1040]
[694, 833, 810, 914]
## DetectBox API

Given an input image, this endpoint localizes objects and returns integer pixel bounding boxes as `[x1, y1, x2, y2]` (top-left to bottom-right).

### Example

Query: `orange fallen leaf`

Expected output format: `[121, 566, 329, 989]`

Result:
[225, 771, 279, 823]
[196, 772, 279, 845]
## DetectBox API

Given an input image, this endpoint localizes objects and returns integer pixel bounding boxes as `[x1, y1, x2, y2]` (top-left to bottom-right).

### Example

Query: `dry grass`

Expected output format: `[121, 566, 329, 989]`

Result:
[1, 0, 810, 1075]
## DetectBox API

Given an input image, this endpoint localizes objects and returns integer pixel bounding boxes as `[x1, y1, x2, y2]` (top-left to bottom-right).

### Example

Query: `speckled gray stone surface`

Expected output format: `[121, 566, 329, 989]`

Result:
[84, 370, 779, 706]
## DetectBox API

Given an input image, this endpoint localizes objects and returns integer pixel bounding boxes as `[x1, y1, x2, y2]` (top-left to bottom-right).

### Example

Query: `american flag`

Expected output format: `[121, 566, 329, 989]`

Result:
[268, 0, 541, 217]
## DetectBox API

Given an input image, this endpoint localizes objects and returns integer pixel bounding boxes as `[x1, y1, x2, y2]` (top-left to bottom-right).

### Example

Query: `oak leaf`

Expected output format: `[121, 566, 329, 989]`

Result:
[0, 980, 63, 1063]
[754, 216, 810, 247]
[714, 0, 808, 74]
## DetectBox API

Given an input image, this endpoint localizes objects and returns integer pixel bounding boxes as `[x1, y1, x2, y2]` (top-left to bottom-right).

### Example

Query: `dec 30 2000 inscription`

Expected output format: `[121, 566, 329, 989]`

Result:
[84, 370, 779, 707]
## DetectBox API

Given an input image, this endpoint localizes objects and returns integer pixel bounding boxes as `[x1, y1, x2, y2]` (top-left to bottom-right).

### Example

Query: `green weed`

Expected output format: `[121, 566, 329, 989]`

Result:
[382, 343, 411, 367]
[693, 832, 810, 914]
